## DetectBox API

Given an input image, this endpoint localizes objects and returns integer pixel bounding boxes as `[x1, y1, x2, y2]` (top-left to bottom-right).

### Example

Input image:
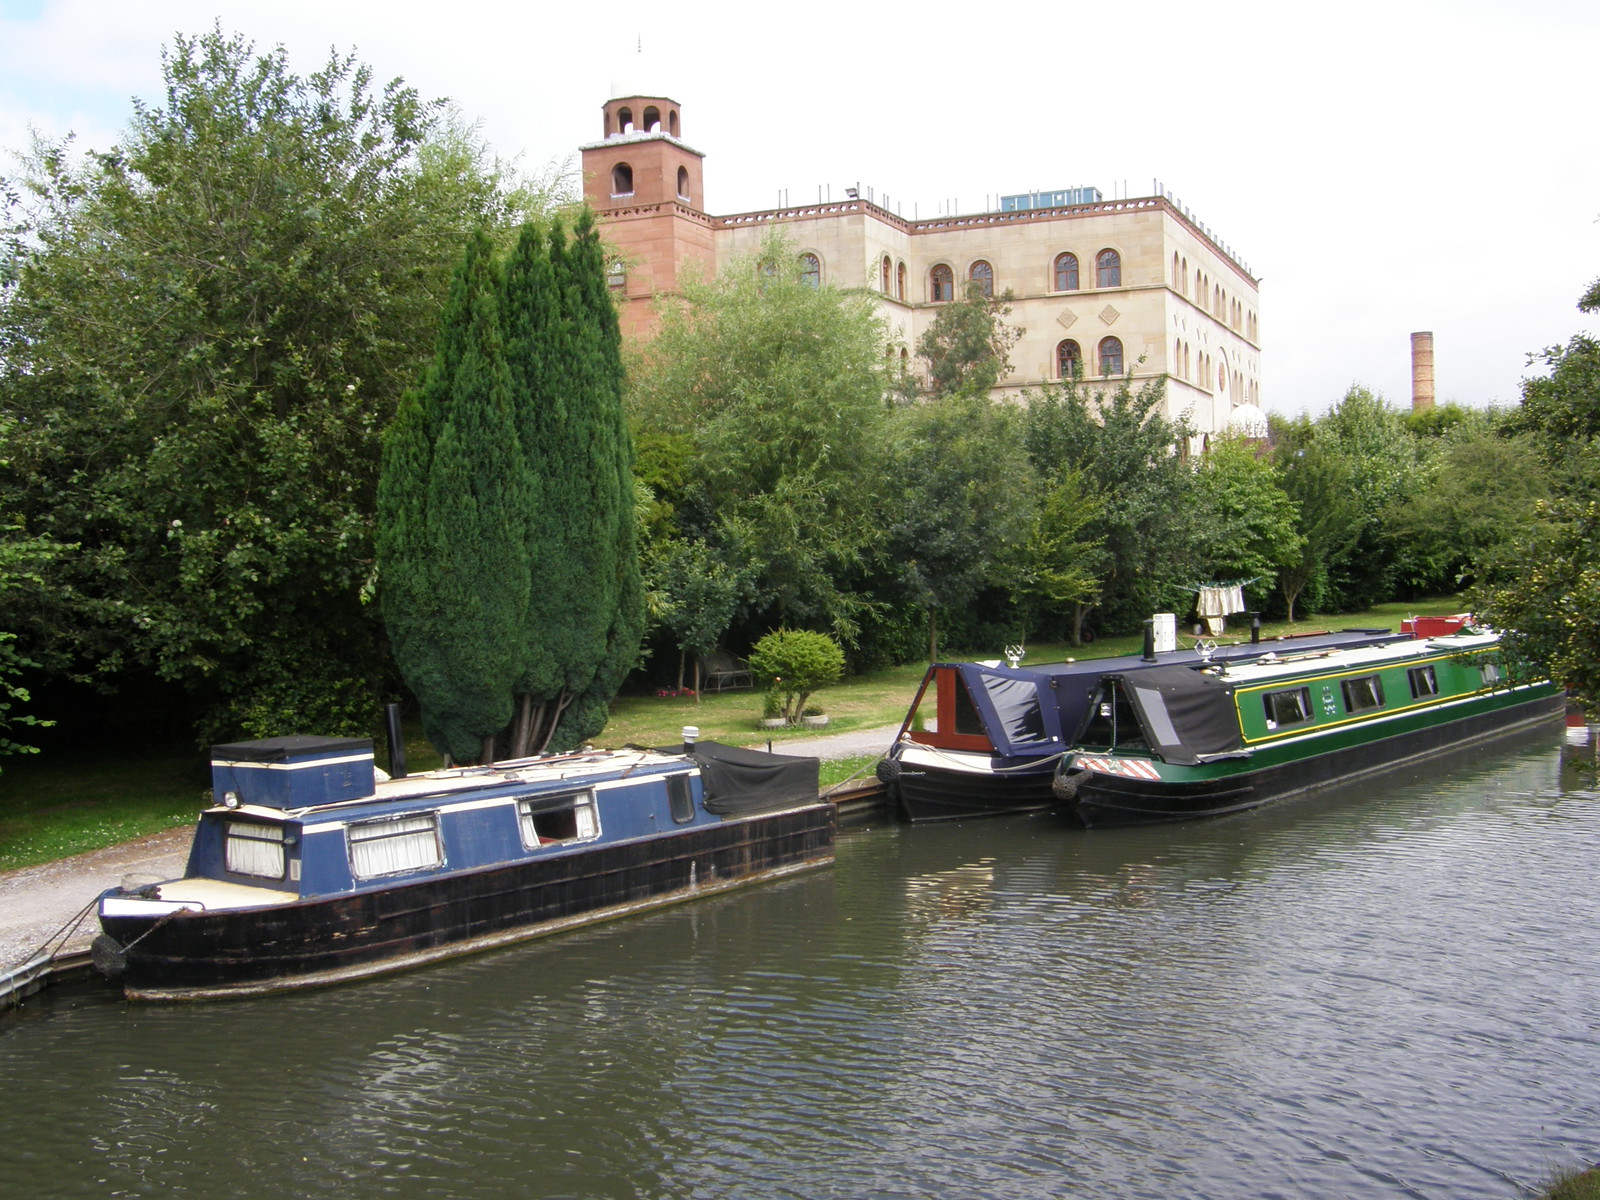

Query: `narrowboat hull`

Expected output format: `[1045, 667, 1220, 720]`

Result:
[98, 802, 834, 1000]
[1064, 685, 1565, 828]
[880, 745, 1063, 822]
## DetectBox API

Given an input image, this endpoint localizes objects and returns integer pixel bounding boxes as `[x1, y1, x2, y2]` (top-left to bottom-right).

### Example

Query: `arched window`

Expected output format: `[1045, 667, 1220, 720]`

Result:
[1053, 252, 1080, 292]
[1096, 249, 1121, 288]
[881, 256, 892, 292]
[799, 253, 821, 287]
[897, 262, 907, 300]
[643, 106, 661, 133]
[931, 264, 954, 302]
[1099, 336, 1124, 376]
[676, 166, 690, 200]
[611, 163, 634, 196]
[1057, 340, 1082, 379]
[618, 107, 634, 134]
[669, 110, 680, 137]
[969, 260, 994, 298]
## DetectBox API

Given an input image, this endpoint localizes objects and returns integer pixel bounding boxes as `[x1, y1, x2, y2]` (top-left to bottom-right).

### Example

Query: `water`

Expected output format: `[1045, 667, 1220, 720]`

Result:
[4, 734, 1599, 1199]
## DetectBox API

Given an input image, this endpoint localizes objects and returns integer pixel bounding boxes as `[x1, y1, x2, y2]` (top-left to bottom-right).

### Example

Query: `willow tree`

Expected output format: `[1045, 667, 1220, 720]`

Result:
[377, 230, 531, 764]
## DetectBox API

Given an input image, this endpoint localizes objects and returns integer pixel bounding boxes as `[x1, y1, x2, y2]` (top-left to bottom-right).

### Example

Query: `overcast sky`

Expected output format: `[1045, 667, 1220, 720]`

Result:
[3, 0, 1597, 415]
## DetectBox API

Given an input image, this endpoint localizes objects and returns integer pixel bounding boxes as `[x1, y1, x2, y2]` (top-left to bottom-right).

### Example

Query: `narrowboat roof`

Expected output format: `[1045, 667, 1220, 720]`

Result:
[1202, 629, 1497, 688]
[206, 741, 822, 825]
[934, 626, 1413, 684]
[223, 747, 685, 821]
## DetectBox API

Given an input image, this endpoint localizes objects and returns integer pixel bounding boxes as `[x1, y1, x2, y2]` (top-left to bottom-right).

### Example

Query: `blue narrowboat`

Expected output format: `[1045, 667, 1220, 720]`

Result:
[93, 735, 833, 1000]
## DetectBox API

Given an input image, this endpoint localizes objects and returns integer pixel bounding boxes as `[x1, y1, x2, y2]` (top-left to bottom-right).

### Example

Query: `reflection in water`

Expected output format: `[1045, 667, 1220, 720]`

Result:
[3, 734, 1598, 1199]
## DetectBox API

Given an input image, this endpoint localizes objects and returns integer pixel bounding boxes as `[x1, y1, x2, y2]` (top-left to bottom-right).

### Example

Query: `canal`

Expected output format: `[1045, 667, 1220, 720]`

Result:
[2, 733, 1597, 1199]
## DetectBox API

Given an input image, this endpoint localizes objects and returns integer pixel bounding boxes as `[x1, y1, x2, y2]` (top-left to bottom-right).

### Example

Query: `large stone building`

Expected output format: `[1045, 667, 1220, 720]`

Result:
[581, 86, 1261, 441]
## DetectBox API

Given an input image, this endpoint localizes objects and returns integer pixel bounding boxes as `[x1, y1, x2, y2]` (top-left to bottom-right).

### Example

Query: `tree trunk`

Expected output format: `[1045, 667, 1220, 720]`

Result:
[531, 689, 576, 755]
[509, 692, 534, 759]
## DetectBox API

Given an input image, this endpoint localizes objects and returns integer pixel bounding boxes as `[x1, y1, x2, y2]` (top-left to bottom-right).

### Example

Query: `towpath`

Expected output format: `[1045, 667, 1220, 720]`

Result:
[0, 726, 901, 974]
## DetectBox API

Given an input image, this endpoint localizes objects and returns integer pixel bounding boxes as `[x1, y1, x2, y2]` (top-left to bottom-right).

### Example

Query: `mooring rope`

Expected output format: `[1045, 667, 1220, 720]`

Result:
[7, 894, 99, 972]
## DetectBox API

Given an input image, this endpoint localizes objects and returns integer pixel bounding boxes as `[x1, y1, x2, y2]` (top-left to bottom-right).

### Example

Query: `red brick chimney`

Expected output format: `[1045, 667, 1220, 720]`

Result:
[1411, 331, 1435, 411]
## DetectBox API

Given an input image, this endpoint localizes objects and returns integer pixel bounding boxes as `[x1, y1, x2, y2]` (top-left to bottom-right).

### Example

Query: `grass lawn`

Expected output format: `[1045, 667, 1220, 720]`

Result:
[0, 596, 1471, 871]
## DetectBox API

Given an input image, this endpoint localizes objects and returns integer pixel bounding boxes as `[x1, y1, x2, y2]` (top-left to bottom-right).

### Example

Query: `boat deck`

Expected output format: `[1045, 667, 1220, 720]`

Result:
[103, 878, 298, 914]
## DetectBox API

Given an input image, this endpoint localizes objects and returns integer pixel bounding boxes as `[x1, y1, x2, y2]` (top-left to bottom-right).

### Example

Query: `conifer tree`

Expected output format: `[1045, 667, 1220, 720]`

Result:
[550, 211, 644, 750]
[377, 229, 531, 763]
[500, 212, 642, 754]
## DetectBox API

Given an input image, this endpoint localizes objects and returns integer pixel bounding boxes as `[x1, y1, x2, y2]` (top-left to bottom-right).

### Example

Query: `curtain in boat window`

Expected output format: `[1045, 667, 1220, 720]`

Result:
[225, 821, 286, 879]
[349, 814, 441, 879]
[518, 792, 600, 845]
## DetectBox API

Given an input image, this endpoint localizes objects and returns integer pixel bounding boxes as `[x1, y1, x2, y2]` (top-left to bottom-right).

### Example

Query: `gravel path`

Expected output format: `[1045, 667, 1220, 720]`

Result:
[0, 825, 191, 970]
[744, 723, 902, 762]
[0, 727, 902, 974]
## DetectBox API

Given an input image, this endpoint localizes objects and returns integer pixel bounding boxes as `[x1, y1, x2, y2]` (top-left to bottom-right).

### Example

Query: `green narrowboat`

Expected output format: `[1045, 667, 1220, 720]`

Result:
[1053, 628, 1564, 827]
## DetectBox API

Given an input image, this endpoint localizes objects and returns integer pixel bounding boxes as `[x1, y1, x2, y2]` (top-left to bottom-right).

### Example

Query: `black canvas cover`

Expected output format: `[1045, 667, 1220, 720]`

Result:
[691, 741, 821, 816]
[1114, 666, 1242, 765]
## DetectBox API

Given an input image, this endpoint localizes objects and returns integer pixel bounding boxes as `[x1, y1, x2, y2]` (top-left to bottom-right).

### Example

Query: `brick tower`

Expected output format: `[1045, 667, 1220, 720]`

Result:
[581, 87, 714, 339]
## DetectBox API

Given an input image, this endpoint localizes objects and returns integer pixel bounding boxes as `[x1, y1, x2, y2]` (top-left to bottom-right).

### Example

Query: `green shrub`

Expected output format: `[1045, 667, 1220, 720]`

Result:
[747, 629, 845, 724]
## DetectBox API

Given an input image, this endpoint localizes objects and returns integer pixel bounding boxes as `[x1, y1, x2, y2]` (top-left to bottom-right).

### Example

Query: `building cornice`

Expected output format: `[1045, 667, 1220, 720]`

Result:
[580, 131, 705, 159]
[710, 194, 1255, 284]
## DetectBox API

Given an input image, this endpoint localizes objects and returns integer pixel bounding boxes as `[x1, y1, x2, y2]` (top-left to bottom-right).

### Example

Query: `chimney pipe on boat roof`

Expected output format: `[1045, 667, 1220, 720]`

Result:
[1251, 612, 1261, 645]
[384, 703, 407, 779]
[1141, 620, 1157, 663]
[682, 725, 699, 756]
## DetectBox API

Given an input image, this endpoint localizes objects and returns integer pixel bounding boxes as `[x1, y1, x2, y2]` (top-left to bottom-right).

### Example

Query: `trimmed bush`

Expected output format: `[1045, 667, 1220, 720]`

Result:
[748, 630, 845, 724]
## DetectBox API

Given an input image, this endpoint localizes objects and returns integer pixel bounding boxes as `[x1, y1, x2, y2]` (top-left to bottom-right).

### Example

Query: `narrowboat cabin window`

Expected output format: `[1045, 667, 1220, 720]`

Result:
[668, 775, 695, 824]
[1408, 665, 1439, 699]
[225, 821, 287, 879]
[519, 790, 600, 847]
[1263, 686, 1314, 729]
[349, 814, 442, 880]
[954, 678, 986, 737]
[1340, 674, 1385, 713]
[1480, 662, 1502, 686]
